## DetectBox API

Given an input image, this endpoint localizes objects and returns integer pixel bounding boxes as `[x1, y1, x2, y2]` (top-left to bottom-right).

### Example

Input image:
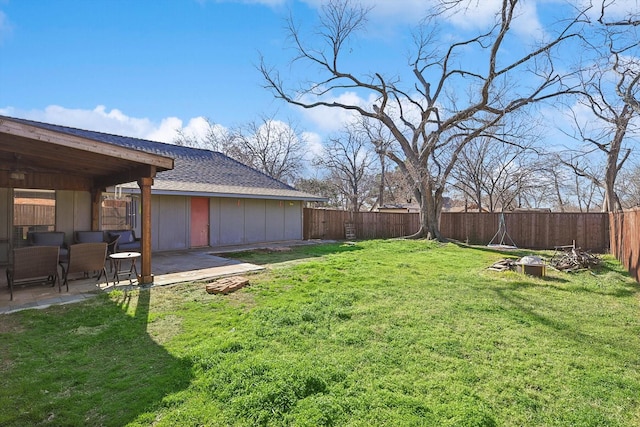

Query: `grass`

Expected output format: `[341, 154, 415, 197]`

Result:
[1, 239, 639, 426]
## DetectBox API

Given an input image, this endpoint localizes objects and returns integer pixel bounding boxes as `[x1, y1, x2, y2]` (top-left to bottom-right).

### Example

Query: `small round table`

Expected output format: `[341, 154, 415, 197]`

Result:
[109, 252, 141, 285]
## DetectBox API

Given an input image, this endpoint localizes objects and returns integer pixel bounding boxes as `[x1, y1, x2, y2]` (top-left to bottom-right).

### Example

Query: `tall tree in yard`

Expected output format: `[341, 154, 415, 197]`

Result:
[449, 112, 545, 212]
[228, 115, 307, 184]
[174, 115, 306, 184]
[260, 0, 583, 239]
[313, 123, 377, 212]
[597, 4, 640, 115]
[559, 6, 640, 212]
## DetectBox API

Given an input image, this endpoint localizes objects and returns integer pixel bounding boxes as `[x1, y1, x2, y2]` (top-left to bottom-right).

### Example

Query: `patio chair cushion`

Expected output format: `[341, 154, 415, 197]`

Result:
[27, 231, 69, 260]
[74, 231, 106, 244]
[108, 230, 141, 252]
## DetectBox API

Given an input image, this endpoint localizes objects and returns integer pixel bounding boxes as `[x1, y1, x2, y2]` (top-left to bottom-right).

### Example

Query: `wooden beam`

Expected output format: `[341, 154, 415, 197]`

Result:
[0, 170, 92, 191]
[93, 165, 158, 189]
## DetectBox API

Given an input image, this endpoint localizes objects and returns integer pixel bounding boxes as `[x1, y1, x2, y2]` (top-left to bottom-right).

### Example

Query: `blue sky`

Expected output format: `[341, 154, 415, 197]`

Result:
[0, 0, 636, 151]
[0, 0, 312, 140]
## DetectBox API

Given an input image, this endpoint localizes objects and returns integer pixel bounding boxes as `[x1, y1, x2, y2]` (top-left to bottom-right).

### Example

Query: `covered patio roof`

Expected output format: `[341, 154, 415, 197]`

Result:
[0, 116, 173, 190]
[0, 115, 174, 285]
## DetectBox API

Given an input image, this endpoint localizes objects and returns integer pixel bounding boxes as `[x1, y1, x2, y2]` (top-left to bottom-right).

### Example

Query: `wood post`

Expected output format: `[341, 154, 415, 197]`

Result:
[90, 189, 101, 231]
[137, 176, 154, 285]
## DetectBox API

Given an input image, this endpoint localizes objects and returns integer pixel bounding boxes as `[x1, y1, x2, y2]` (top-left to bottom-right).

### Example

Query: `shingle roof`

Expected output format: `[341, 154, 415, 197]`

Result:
[5, 116, 324, 201]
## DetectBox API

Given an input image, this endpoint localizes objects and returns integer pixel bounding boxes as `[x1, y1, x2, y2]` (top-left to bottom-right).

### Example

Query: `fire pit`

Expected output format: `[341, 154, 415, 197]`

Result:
[515, 255, 546, 277]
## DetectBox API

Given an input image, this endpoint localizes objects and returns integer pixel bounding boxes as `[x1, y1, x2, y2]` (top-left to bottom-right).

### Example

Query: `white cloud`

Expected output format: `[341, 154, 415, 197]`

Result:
[577, 0, 639, 22]
[300, 0, 435, 24]
[300, 0, 544, 32]
[145, 117, 184, 143]
[444, 0, 503, 30]
[512, 1, 546, 40]
[298, 90, 372, 132]
[302, 131, 323, 159]
[0, 104, 200, 144]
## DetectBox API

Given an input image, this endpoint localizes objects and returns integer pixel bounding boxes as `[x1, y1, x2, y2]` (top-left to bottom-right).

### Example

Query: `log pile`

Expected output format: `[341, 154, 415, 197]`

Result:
[488, 258, 519, 271]
[205, 276, 250, 294]
[549, 248, 601, 272]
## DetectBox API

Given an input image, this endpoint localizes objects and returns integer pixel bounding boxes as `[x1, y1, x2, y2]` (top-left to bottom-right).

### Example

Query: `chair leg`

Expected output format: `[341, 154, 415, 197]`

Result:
[6, 270, 13, 301]
[92, 266, 110, 288]
[101, 267, 110, 288]
[57, 272, 64, 293]
[62, 269, 69, 293]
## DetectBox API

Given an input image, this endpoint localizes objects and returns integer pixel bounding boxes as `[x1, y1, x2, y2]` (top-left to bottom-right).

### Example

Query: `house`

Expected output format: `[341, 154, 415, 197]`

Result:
[0, 116, 323, 280]
[377, 203, 421, 214]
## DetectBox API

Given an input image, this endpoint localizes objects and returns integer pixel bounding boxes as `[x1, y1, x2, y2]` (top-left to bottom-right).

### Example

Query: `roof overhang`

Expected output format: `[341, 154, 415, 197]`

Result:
[0, 116, 174, 191]
[116, 180, 328, 202]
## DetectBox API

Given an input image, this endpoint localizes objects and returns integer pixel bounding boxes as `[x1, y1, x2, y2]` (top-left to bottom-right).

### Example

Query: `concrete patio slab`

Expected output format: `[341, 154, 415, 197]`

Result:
[0, 240, 328, 314]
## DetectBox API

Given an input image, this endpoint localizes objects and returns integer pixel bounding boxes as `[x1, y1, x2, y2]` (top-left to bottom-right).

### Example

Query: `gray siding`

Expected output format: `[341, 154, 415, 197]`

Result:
[209, 198, 220, 246]
[284, 201, 303, 240]
[244, 199, 266, 243]
[208, 197, 302, 247]
[265, 200, 286, 241]
[152, 195, 189, 251]
[218, 198, 245, 245]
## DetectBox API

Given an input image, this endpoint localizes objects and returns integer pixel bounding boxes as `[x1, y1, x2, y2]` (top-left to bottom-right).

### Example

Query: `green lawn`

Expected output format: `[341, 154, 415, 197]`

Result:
[1, 240, 639, 426]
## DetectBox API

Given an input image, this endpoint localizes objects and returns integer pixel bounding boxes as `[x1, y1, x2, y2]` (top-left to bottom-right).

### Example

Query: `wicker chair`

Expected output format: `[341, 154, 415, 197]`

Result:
[74, 231, 119, 270]
[6, 246, 61, 300]
[62, 242, 110, 290]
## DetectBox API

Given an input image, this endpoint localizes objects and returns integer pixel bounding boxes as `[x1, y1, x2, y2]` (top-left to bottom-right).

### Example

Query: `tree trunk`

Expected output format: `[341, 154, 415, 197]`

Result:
[602, 115, 629, 212]
[407, 182, 442, 240]
[378, 152, 385, 208]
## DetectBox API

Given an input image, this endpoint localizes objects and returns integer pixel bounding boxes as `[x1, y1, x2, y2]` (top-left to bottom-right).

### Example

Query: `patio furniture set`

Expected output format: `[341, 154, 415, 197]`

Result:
[5, 230, 141, 300]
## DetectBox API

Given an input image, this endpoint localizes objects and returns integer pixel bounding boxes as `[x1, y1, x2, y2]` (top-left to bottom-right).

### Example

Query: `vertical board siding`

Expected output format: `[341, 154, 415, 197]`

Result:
[610, 209, 640, 282]
[304, 209, 609, 251]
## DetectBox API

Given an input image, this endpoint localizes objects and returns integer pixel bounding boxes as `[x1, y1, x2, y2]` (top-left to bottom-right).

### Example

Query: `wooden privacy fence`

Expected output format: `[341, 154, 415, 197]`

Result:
[610, 209, 640, 282]
[440, 212, 609, 251]
[304, 208, 610, 251]
[304, 208, 420, 240]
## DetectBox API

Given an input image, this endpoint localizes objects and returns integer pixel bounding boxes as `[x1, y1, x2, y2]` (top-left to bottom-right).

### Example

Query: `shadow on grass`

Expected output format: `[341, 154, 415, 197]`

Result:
[0, 289, 193, 427]
[490, 265, 640, 360]
[219, 241, 363, 266]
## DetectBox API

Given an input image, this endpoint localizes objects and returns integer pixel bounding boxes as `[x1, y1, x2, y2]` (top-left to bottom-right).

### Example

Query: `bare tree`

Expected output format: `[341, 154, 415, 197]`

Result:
[173, 117, 230, 151]
[228, 115, 307, 184]
[359, 117, 394, 210]
[538, 154, 571, 212]
[617, 161, 640, 208]
[559, 25, 639, 212]
[551, 151, 605, 212]
[313, 124, 377, 212]
[173, 115, 306, 184]
[597, 0, 640, 94]
[260, 0, 583, 239]
[556, 1, 640, 213]
[294, 177, 342, 208]
[449, 137, 544, 212]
